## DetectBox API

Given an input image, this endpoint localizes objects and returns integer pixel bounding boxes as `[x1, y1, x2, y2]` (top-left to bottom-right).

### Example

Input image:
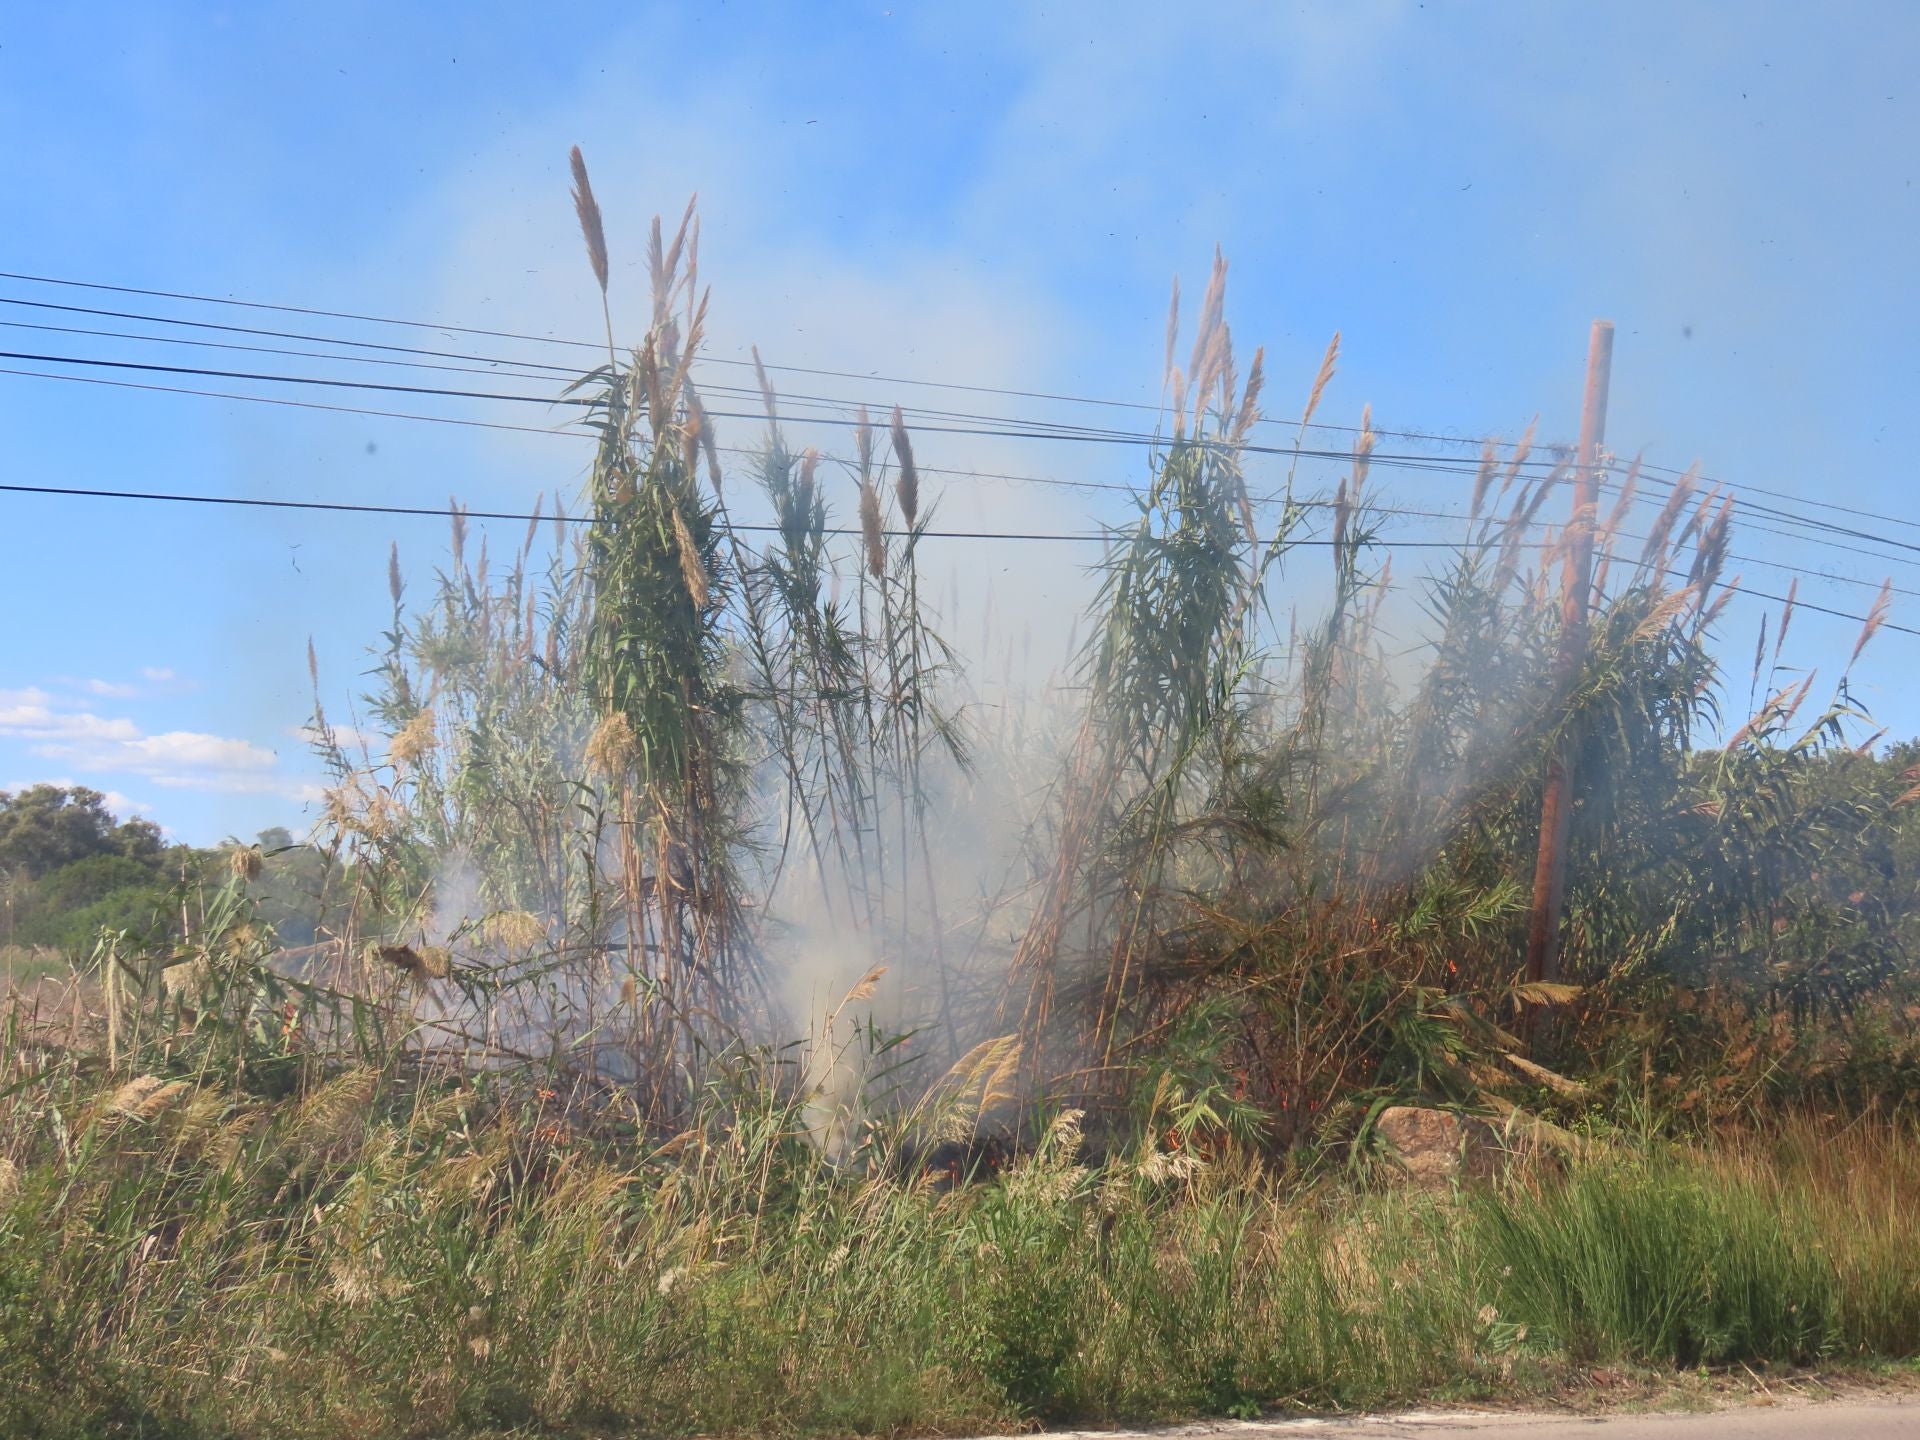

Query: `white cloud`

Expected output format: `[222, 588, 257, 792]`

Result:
[0, 694, 308, 803]
[122, 732, 277, 773]
[0, 704, 142, 743]
[84, 678, 141, 699]
[140, 667, 179, 684]
[100, 790, 152, 817]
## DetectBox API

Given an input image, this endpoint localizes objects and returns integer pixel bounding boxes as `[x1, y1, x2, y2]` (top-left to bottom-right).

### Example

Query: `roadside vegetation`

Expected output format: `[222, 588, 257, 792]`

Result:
[4, 154, 1919, 1438]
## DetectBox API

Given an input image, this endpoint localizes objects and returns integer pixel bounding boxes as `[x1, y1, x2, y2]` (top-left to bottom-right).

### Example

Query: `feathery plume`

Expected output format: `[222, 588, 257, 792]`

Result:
[672, 507, 709, 610]
[1162, 276, 1181, 392]
[449, 500, 467, 570]
[1637, 463, 1699, 570]
[647, 214, 665, 322]
[1232, 345, 1265, 442]
[1698, 575, 1740, 631]
[1351, 403, 1376, 497]
[1602, 453, 1642, 539]
[1850, 579, 1893, 669]
[390, 708, 438, 768]
[586, 711, 636, 778]
[374, 943, 451, 982]
[797, 447, 820, 521]
[568, 146, 609, 295]
[825, 965, 888, 1030]
[860, 481, 886, 579]
[663, 195, 696, 300]
[1774, 578, 1798, 661]
[1496, 418, 1538, 501]
[522, 494, 544, 559]
[855, 404, 875, 479]
[751, 345, 778, 423]
[1302, 331, 1339, 432]
[891, 406, 919, 526]
[1469, 441, 1498, 522]
[387, 542, 403, 607]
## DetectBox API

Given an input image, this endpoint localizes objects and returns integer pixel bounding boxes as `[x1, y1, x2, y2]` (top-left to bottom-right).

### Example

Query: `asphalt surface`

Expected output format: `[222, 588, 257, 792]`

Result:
[1018, 1400, 1920, 1438]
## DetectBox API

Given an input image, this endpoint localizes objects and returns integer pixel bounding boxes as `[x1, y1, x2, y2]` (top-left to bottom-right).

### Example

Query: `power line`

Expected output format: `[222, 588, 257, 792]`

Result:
[3, 478, 1912, 641]
[0, 348, 1573, 474]
[1614, 455, 1920, 537]
[21, 341, 1920, 586]
[0, 478, 1449, 549]
[10, 271, 1920, 551]
[1378, 497, 1920, 603]
[10, 295, 1918, 570]
[10, 360, 1920, 599]
[0, 315, 1148, 443]
[17, 285, 1920, 572]
[0, 269, 1455, 445]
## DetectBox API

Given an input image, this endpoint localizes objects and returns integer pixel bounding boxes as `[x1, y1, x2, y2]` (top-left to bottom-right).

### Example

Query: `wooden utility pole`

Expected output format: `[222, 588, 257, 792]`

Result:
[1523, 319, 1614, 991]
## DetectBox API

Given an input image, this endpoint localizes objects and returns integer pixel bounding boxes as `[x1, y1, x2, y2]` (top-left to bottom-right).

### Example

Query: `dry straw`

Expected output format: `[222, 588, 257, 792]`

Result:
[389, 709, 438, 769]
[586, 711, 637, 778]
[371, 942, 453, 981]
[229, 845, 264, 883]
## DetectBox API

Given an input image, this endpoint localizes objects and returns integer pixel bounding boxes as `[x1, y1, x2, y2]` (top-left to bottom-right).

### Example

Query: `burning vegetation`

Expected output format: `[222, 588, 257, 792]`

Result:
[4, 151, 1920, 1437]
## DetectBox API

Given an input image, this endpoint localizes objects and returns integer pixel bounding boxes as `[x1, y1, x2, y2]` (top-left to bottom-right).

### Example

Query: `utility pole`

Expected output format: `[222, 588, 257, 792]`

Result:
[1523, 319, 1614, 993]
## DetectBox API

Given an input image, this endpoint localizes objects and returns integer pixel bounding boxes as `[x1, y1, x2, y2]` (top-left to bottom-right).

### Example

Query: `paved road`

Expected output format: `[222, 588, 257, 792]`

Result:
[1025, 1400, 1920, 1438]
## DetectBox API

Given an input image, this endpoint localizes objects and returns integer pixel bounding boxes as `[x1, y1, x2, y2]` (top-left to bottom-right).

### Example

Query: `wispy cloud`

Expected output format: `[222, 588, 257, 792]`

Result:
[84, 678, 141, 699]
[0, 693, 306, 801]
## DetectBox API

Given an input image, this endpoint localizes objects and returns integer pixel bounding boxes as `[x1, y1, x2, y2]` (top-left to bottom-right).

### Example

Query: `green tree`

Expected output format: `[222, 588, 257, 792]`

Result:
[0, 785, 162, 879]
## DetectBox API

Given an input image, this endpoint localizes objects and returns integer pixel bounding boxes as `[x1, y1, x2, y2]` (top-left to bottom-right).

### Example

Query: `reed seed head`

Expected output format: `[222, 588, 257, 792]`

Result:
[373, 942, 451, 981]
[890, 407, 919, 526]
[860, 481, 886, 579]
[1162, 276, 1181, 390]
[569, 146, 610, 295]
[1232, 345, 1265, 442]
[1303, 331, 1340, 431]
[752, 346, 778, 423]
[390, 709, 438, 768]
[586, 711, 636, 778]
[229, 844, 264, 883]
[672, 507, 710, 610]
[855, 405, 874, 478]
[1851, 579, 1893, 667]
[480, 910, 547, 953]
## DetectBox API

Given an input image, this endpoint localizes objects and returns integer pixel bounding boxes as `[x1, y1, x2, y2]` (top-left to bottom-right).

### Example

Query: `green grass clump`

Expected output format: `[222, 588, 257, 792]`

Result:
[2, 1060, 1917, 1440]
[1473, 1156, 1838, 1367]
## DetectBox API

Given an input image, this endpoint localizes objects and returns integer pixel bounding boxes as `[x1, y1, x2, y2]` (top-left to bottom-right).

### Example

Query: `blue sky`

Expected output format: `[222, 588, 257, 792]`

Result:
[1, 2, 1916, 844]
